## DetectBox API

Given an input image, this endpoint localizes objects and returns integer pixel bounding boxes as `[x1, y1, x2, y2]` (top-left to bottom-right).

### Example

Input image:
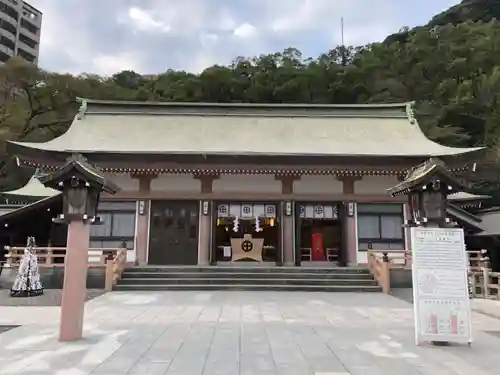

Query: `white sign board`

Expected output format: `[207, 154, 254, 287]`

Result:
[410, 227, 473, 345]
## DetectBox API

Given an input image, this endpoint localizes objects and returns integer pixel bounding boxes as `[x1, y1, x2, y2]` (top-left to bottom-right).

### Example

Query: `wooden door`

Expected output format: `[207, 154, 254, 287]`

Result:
[311, 232, 326, 261]
[148, 201, 199, 265]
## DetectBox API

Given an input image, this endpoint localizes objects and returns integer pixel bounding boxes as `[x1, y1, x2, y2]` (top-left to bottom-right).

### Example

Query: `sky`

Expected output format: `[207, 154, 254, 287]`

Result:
[30, 0, 460, 76]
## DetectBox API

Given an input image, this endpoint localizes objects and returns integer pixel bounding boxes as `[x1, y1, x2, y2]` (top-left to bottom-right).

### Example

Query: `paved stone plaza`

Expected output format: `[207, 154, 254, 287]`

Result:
[1, 292, 500, 375]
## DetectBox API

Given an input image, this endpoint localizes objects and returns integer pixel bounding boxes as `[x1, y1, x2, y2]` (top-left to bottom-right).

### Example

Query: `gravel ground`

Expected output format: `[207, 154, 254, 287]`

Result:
[0, 289, 106, 306]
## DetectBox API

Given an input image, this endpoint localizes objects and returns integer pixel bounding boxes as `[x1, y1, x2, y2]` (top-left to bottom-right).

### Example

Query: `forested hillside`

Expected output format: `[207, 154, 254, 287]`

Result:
[1, 0, 500, 197]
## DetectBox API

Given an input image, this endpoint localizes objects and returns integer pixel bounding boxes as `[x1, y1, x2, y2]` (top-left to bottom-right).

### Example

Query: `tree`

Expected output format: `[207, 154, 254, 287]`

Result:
[0, 58, 99, 189]
[2, 0, 500, 198]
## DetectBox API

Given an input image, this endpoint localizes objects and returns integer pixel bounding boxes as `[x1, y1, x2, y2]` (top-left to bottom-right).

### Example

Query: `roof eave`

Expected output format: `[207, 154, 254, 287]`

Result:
[7, 143, 486, 160]
[6, 141, 70, 163]
[0, 195, 61, 224]
[3, 192, 60, 199]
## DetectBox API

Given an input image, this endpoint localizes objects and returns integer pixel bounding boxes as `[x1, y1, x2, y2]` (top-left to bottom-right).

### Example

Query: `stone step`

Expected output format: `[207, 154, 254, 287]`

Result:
[117, 277, 378, 286]
[116, 266, 379, 292]
[113, 284, 382, 292]
[121, 272, 374, 280]
[125, 266, 370, 274]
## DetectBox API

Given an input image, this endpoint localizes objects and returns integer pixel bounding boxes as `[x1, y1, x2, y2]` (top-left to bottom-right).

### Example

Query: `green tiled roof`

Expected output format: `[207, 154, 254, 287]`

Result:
[7, 99, 483, 157]
[2, 174, 60, 198]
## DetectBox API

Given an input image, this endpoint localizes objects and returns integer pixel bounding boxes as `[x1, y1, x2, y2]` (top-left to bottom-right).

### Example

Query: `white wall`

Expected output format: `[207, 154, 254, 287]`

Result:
[355, 176, 399, 195]
[293, 176, 343, 194]
[151, 174, 201, 192]
[104, 173, 138, 191]
[213, 175, 282, 193]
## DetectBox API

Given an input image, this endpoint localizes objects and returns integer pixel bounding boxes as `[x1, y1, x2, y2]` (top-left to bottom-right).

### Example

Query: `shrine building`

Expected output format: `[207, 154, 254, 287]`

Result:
[3, 99, 483, 267]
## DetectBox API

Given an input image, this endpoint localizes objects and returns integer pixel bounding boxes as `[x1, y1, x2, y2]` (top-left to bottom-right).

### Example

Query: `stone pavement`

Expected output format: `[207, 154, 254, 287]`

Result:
[0, 289, 105, 306]
[470, 298, 500, 320]
[1, 292, 500, 374]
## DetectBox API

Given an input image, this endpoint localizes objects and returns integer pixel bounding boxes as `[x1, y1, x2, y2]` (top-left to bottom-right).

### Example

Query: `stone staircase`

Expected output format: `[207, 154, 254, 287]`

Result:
[113, 266, 381, 292]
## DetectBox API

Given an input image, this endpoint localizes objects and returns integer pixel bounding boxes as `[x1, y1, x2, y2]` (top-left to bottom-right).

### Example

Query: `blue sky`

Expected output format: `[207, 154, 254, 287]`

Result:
[31, 0, 460, 75]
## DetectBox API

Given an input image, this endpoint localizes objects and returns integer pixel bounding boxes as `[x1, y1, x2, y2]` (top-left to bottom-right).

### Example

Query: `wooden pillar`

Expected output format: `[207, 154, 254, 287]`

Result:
[338, 176, 362, 266]
[276, 175, 300, 265]
[131, 174, 155, 266]
[194, 175, 218, 265]
[59, 220, 90, 341]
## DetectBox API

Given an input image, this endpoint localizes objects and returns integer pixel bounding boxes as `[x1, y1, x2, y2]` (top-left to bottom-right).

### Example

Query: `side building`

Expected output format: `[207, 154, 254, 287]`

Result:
[0, 171, 60, 251]
[3, 99, 484, 266]
[0, 0, 42, 64]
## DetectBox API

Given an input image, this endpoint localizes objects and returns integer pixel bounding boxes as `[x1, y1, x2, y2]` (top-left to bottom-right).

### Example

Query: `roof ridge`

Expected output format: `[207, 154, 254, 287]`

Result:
[76, 97, 411, 110]
[82, 111, 408, 119]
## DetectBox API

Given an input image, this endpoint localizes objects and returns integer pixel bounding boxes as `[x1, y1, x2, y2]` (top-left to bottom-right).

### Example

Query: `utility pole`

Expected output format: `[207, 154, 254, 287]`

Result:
[340, 17, 347, 66]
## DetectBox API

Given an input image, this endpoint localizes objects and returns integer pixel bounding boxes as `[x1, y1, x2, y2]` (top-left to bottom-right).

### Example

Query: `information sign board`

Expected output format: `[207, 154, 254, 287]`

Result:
[410, 227, 473, 345]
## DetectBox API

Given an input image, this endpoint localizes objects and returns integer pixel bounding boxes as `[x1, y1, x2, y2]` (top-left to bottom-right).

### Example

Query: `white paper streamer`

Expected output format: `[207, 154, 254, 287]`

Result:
[254, 216, 261, 232]
[232, 216, 239, 232]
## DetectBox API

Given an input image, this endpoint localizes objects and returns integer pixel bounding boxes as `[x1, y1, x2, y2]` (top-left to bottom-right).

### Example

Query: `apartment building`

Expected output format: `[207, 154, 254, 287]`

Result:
[0, 0, 41, 65]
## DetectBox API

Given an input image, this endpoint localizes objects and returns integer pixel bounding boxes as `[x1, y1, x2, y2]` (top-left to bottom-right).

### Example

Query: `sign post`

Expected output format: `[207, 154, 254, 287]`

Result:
[411, 227, 473, 346]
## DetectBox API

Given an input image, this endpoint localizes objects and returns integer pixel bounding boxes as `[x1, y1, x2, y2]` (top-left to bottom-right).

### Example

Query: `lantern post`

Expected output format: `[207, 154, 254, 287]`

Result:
[39, 154, 119, 342]
[388, 158, 470, 227]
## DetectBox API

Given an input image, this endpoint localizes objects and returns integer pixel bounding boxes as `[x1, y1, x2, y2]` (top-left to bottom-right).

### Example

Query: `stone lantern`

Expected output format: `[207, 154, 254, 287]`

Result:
[387, 158, 471, 227]
[38, 154, 119, 342]
[39, 154, 118, 224]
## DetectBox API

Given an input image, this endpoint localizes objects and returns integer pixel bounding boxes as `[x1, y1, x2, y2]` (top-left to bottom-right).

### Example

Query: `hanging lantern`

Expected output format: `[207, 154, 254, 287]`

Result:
[38, 154, 118, 224]
[269, 217, 275, 227]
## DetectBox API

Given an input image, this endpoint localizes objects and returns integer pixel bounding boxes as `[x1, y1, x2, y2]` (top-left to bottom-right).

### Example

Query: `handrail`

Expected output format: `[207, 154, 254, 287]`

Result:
[4, 246, 125, 268]
[367, 250, 391, 293]
[104, 249, 127, 291]
[470, 253, 500, 299]
[4, 245, 129, 291]
[367, 249, 485, 295]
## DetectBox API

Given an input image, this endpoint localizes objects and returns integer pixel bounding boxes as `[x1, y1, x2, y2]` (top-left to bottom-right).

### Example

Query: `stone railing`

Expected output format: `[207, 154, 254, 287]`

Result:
[3, 245, 128, 292]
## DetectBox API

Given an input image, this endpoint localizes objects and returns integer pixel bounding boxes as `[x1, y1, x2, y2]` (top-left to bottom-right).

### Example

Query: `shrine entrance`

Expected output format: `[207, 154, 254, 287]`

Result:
[295, 202, 344, 265]
[148, 200, 199, 265]
[212, 202, 281, 265]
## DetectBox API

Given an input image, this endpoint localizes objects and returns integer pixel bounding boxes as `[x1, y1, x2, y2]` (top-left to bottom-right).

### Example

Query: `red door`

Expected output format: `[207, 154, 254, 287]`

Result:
[311, 232, 325, 261]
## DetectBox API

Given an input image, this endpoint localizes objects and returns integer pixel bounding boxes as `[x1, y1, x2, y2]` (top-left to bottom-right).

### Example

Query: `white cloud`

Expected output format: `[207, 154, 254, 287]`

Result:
[200, 33, 219, 46]
[216, 9, 237, 31]
[233, 23, 257, 39]
[122, 0, 214, 35]
[91, 52, 145, 76]
[29, 0, 459, 75]
[126, 7, 171, 33]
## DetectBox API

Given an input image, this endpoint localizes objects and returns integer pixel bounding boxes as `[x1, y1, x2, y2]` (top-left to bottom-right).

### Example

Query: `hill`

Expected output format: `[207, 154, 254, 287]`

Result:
[385, 0, 500, 44]
[428, 0, 500, 28]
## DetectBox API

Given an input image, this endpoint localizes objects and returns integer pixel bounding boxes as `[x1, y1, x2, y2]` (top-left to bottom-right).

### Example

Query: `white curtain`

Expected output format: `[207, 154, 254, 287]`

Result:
[90, 213, 112, 237]
[380, 215, 403, 239]
[357, 216, 380, 238]
[112, 213, 136, 237]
